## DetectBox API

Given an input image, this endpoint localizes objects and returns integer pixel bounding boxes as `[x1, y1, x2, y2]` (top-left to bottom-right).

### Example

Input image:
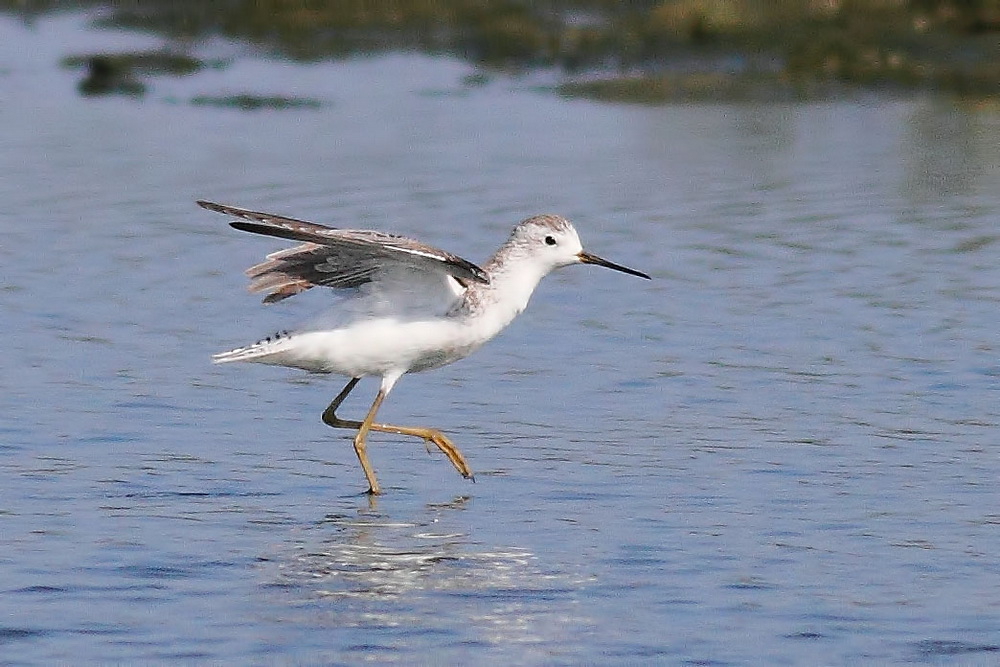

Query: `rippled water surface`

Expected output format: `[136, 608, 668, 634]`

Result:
[3, 13, 1000, 665]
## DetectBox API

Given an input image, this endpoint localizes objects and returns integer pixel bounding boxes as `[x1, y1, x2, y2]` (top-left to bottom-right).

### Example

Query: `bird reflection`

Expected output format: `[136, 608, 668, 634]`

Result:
[255, 495, 585, 653]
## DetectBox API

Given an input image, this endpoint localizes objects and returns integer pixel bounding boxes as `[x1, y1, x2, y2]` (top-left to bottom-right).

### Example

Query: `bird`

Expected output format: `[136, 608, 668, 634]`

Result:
[201, 200, 650, 494]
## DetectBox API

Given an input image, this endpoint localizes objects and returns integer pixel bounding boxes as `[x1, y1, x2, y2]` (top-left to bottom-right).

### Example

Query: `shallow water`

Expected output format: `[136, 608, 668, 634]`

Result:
[2, 12, 1000, 665]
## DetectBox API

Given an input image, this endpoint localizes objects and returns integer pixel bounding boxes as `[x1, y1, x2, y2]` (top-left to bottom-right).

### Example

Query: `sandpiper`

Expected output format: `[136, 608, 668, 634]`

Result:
[202, 200, 650, 494]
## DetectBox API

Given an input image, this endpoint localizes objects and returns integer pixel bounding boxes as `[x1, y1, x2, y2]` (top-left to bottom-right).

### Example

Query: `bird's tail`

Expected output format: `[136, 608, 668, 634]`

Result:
[212, 330, 295, 365]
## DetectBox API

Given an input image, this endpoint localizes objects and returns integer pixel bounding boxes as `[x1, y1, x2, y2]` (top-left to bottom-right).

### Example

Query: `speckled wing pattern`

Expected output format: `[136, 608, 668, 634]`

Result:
[199, 201, 489, 304]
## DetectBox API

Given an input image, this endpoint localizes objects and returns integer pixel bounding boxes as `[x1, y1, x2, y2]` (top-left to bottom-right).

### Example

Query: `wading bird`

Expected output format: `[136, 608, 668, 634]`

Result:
[202, 200, 649, 494]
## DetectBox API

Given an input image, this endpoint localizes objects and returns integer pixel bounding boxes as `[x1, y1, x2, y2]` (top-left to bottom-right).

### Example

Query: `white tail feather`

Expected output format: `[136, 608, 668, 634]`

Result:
[212, 331, 296, 365]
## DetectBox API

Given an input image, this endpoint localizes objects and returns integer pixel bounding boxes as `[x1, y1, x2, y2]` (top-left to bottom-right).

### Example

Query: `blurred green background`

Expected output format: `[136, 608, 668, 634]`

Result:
[6, 0, 1000, 101]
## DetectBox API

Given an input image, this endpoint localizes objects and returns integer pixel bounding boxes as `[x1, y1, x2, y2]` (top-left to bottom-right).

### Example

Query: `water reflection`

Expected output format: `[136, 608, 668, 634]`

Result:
[904, 100, 994, 200]
[257, 495, 590, 655]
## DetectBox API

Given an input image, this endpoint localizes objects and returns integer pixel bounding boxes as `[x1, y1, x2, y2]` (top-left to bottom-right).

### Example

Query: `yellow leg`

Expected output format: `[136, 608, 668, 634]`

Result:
[322, 378, 380, 494]
[352, 389, 386, 495]
[321, 378, 475, 493]
[364, 423, 474, 482]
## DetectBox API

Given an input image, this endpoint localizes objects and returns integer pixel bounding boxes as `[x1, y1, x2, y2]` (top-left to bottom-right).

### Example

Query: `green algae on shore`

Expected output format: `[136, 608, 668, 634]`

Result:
[15, 1, 1000, 101]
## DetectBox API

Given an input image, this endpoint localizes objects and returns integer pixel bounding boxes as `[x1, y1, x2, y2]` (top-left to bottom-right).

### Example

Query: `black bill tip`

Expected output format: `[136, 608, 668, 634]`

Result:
[578, 251, 651, 280]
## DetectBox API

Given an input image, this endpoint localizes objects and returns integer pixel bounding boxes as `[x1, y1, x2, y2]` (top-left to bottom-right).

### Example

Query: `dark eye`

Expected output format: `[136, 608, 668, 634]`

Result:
[544, 235, 557, 246]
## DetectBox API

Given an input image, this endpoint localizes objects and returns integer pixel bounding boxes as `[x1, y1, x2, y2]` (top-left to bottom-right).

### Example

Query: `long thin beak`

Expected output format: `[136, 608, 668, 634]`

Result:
[578, 251, 651, 280]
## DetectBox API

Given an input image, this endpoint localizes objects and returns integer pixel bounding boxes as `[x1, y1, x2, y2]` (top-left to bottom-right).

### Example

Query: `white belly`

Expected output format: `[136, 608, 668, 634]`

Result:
[257, 317, 486, 377]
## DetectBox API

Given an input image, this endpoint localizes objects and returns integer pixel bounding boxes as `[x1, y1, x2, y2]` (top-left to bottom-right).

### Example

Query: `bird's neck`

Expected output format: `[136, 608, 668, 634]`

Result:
[464, 246, 550, 331]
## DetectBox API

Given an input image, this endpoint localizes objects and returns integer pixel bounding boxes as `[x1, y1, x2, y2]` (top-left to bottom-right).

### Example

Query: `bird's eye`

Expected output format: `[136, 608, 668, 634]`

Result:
[544, 235, 557, 246]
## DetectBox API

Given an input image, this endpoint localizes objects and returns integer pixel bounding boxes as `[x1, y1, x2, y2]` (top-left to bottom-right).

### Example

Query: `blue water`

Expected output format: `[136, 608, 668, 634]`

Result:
[2, 12, 999, 664]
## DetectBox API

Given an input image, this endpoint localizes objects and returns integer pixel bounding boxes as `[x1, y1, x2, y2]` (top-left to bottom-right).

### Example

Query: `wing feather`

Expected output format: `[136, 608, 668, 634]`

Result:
[200, 200, 489, 304]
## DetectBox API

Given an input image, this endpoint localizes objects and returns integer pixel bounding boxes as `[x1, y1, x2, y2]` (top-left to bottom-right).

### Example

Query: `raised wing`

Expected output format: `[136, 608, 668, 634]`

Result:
[200, 200, 489, 304]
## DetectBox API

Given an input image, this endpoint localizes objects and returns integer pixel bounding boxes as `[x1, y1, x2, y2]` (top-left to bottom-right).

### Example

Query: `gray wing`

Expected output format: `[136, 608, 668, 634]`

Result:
[200, 200, 489, 304]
